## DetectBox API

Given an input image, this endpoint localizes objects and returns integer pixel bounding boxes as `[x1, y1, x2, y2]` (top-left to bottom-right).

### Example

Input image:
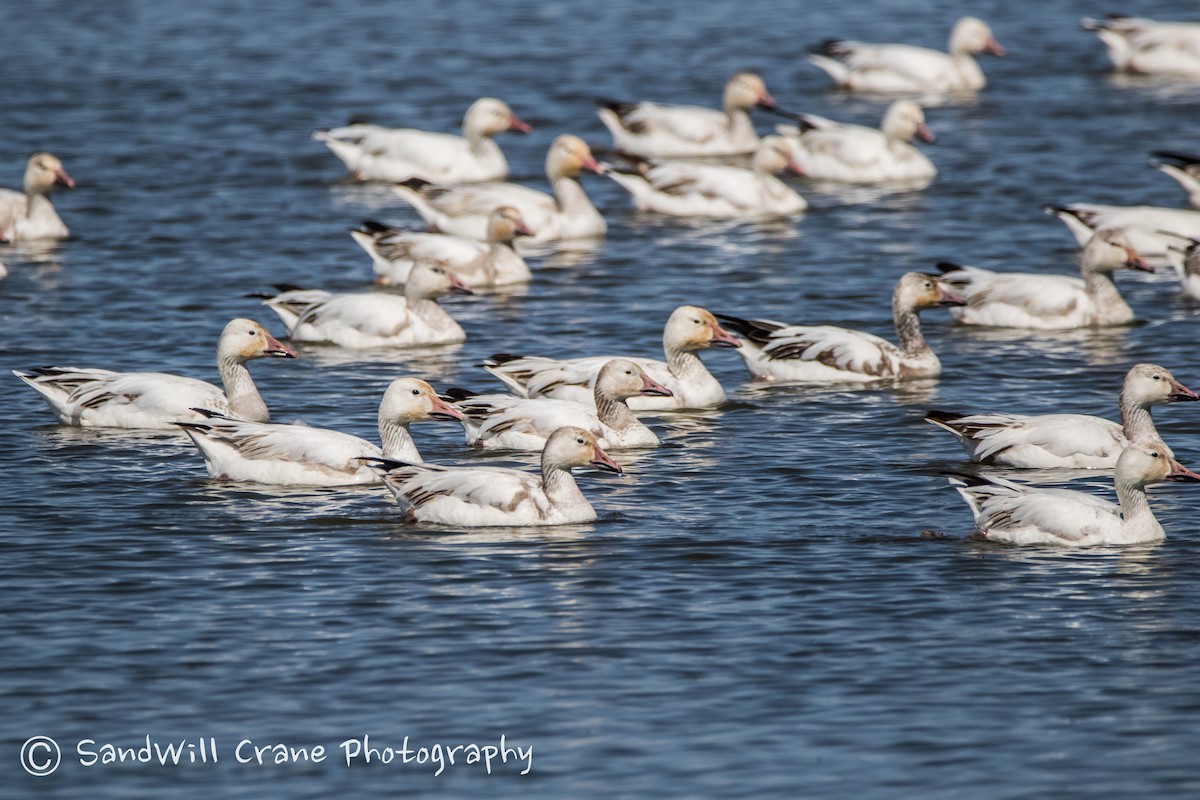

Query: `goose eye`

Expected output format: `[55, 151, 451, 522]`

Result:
[411, 389, 421, 396]
[247, 330, 256, 336]
[1153, 375, 1162, 380]
[1150, 452, 1160, 458]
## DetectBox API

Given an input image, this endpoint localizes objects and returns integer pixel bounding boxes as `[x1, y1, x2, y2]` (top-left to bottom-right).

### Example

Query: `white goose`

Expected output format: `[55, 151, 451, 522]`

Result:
[595, 72, 777, 158]
[393, 134, 606, 244]
[176, 378, 465, 486]
[1081, 15, 1200, 76]
[450, 360, 673, 451]
[716, 272, 962, 383]
[1044, 203, 1200, 261]
[950, 441, 1200, 546]
[937, 229, 1152, 329]
[13, 319, 295, 430]
[1151, 151, 1200, 208]
[809, 17, 1005, 94]
[776, 100, 936, 184]
[482, 306, 741, 411]
[367, 426, 623, 526]
[926, 364, 1199, 469]
[351, 206, 532, 287]
[262, 261, 472, 348]
[605, 135, 807, 218]
[0, 153, 75, 241]
[313, 98, 531, 183]
[1168, 238, 1200, 300]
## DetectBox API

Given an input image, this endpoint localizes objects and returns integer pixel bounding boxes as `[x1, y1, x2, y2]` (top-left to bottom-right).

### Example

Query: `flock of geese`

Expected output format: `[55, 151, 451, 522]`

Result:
[6, 14, 1200, 543]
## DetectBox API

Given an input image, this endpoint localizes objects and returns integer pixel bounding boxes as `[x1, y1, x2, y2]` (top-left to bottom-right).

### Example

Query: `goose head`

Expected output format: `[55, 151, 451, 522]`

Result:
[217, 318, 297, 363]
[723, 72, 775, 113]
[894, 272, 964, 313]
[1081, 229, 1153, 274]
[543, 426, 622, 475]
[405, 260, 474, 301]
[1123, 364, 1199, 405]
[753, 135, 804, 176]
[882, 101, 935, 144]
[485, 206, 534, 243]
[595, 359, 674, 401]
[379, 378, 466, 425]
[664, 306, 742, 352]
[1117, 441, 1200, 488]
[949, 17, 1005, 56]
[24, 153, 75, 195]
[545, 135, 603, 181]
[463, 98, 531, 138]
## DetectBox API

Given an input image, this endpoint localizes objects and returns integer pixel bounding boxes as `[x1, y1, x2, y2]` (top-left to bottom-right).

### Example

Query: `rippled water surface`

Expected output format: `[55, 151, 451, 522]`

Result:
[4, 1, 1200, 797]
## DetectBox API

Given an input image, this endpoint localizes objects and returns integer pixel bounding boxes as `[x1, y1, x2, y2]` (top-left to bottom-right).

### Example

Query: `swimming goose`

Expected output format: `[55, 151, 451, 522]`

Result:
[175, 378, 464, 486]
[716, 272, 962, 382]
[0, 153, 75, 241]
[367, 426, 622, 526]
[313, 98, 531, 183]
[351, 206, 533, 287]
[262, 262, 473, 348]
[13, 319, 295, 430]
[605, 135, 807, 218]
[936, 229, 1152, 329]
[1151, 151, 1200, 208]
[595, 72, 777, 158]
[809, 17, 1005, 94]
[950, 441, 1200, 546]
[450, 360, 673, 451]
[1081, 15, 1200, 76]
[482, 306, 741, 411]
[926, 364, 1199, 469]
[776, 100, 936, 183]
[1043, 203, 1200, 261]
[393, 134, 606, 244]
[1168, 238, 1200, 299]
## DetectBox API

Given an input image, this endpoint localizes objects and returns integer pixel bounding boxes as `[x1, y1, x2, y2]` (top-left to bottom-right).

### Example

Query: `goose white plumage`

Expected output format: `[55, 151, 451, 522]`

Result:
[605, 135, 807, 218]
[926, 364, 1199, 469]
[451, 360, 673, 451]
[351, 206, 532, 287]
[13, 319, 295, 430]
[393, 134, 606, 245]
[776, 100, 936, 184]
[808, 17, 1005, 94]
[716, 272, 962, 383]
[313, 98, 530, 183]
[0, 153, 75, 241]
[1081, 15, 1200, 76]
[175, 378, 465, 486]
[482, 306, 741, 411]
[936, 229, 1153, 329]
[1043, 202, 1200, 261]
[1151, 151, 1200, 208]
[366, 426, 623, 526]
[951, 441, 1200, 546]
[595, 72, 778, 158]
[262, 261, 473, 348]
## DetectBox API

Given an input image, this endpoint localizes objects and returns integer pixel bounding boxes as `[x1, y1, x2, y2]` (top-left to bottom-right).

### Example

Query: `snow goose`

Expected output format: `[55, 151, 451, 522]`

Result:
[13, 319, 295, 430]
[595, 72, 777, 158]
[808, 17, 1005, 94]
[715, 272, 962, 382]
[1170, 238, 1200, 299]
[937, 229, 1152, 329]
[262, 261, 472, 348]
[1081, 15, 1200, 76]
[604, 135, 807, 218]
[367, 426, 622, 526]
[313, 98, 531, 183]
[926, 364, 1199, 469]
[1150, 151, 1200, 208]
[0, 153, 75, 241]
[175, 378, 464, 486]
[776, 100, 936, 183]
[482, 306, 741, 411]
[449, 359, 673, 451]
[351, 206, 533, 287]
[950, 441, 1200, 546]
[393, 134, 606, 245]
[1043, 202, 1200, 261]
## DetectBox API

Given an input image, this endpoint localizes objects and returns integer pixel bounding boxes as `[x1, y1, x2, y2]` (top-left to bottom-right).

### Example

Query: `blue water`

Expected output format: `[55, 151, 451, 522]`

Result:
[4, 0, 1200, 797]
